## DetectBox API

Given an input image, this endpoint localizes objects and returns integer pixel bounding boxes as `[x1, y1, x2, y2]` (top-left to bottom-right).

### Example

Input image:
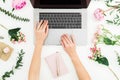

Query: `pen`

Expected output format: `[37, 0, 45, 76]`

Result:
[56, 54, 60, 77]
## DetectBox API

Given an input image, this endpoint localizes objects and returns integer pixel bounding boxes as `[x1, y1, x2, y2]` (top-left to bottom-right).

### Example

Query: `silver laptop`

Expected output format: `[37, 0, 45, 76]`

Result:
[30, 0, 91, 45]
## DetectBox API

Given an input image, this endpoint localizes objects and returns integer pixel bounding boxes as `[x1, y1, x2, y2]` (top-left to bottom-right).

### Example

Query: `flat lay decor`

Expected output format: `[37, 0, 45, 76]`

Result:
[89, 45, 119, 80]
[94, 0, 120, 26]
[0, 0, 29, 22]
[0, 24, 26, 43]
[0, 49, 25, 80]
[0, 42, 13, 61]
[92, 25, 120, 46]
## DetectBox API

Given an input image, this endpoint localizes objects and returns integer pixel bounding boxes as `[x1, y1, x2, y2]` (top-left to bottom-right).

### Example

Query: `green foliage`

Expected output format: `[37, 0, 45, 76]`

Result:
[104, 0, 120, 26]
[115, 51, 120, 65]
[96, 56, 109, 66]
[103, 37, 116, 45]
[116, 35, 120, 39]
[117, 56, 120, 65]
[106, 15, 120, 26]
[0, 7, 30, 22]
[3, 0, 5, 3]
[15, 49, 25, 69]
[8, 28, 21, 41]
[1, 49, 25, 80]
[96, 27, 120, 46]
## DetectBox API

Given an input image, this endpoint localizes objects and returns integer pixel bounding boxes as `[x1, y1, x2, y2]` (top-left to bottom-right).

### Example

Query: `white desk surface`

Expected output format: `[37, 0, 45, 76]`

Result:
[0, 0, 120, 80]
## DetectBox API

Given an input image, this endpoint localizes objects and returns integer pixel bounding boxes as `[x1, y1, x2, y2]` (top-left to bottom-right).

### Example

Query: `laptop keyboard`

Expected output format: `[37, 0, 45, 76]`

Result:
[39, 13, 81, 29]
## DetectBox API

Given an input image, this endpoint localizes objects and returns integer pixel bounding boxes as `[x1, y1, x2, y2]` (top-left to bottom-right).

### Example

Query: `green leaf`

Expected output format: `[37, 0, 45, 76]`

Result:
[8, 28, 21, 41]
[116, 35, 120, 39]
[3, 0, 5, 2]
[103, 37, 116, 45]
[106, 20, 113, 24]
[109, 10, 114, 15]
[96, 57, 109, 66]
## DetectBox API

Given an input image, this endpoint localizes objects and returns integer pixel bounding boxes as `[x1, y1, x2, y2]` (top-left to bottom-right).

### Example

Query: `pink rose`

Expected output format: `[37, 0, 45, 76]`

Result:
[94, 8, 104, 21]
[12, 0, 26, 11]
[3, 47, 10, 54]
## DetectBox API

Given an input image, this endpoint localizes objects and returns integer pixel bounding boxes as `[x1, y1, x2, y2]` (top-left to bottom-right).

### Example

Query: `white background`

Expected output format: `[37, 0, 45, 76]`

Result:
[0, 0, 120, 80]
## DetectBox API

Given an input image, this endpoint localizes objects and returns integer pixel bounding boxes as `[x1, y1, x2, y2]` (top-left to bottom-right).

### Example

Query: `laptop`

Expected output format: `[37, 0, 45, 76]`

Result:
[30, 0, 91, 45]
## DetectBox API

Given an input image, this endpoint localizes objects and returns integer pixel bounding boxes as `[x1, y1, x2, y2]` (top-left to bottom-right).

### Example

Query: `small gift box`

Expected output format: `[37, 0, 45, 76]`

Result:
[0, 42, 13, 61]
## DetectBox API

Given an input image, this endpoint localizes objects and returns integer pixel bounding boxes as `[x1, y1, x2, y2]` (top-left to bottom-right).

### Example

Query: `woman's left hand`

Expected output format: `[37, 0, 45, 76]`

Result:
[34, 20, 49, 46]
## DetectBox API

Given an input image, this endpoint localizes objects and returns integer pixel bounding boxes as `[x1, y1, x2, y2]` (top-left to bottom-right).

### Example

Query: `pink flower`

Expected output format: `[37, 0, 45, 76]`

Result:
[3, 47, 10, 54]
[92, 25, 103, 44]
[90, 45, 97, 53]
[94, 8, 104, 21]
[88, 56, 92, 59]
[12, 0, 26, 11]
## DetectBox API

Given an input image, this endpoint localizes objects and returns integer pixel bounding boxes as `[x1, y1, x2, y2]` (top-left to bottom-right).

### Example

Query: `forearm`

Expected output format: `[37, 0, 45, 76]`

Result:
[70, 53, 91, 80]
[28, 45, 42, 80]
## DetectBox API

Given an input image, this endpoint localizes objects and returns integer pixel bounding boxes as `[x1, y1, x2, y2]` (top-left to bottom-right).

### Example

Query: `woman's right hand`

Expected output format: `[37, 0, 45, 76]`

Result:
[61, 34, 77, 58]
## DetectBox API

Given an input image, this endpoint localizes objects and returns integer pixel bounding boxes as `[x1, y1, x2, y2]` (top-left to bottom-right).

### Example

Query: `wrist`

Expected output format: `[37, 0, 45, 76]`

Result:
[35, 42, 43, 47]
[69, 53, 79, 61]
[69, 51, 77, 57]
[34, 44, 43, 55]
[35, 44, 42, 48]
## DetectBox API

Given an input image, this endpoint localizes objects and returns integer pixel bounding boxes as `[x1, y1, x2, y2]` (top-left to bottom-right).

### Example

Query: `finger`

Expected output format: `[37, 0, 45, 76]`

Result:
[65, 34, 73, 43]
[64, 34, 71, 44]
[71, 34, 76, 44]
[37, 20, 43, 30]
[61, 40, 65, 48]
[61, 35, 69, 46]
[34, 22, 39, 31]
[45, 25, 49, 35]
[61, 37, 68, 47]
[40, 20, 48, 30]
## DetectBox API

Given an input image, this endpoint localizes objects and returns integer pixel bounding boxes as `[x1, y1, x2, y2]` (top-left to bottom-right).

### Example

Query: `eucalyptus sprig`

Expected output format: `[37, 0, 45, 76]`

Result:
[105, 0, 120, 26]
[0, 7, 30, 22]
[0, 49, 25, 80]
[114, 51, 120, 65]
[106, 14, 120, 26]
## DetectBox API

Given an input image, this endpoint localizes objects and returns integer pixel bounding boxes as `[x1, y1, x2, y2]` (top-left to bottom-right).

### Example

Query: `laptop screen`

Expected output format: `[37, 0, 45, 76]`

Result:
[40, 0, 81, 5]
[31, 0, 90, 8]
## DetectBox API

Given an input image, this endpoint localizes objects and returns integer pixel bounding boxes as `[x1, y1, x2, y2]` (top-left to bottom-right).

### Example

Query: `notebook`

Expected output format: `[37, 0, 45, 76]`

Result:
[45, 52, 68, 78]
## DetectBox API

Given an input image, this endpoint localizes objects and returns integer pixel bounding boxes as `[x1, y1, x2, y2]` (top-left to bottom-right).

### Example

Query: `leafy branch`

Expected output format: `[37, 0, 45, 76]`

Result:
[89, 45, 119, 80]
[105, 0, 120, 26]
[114, 51, 120, 65]
[0, 6, 30, 22]
[95, 27, 120, 46]
[1, 49, 25, 80]
[106, 14, 120, 26]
